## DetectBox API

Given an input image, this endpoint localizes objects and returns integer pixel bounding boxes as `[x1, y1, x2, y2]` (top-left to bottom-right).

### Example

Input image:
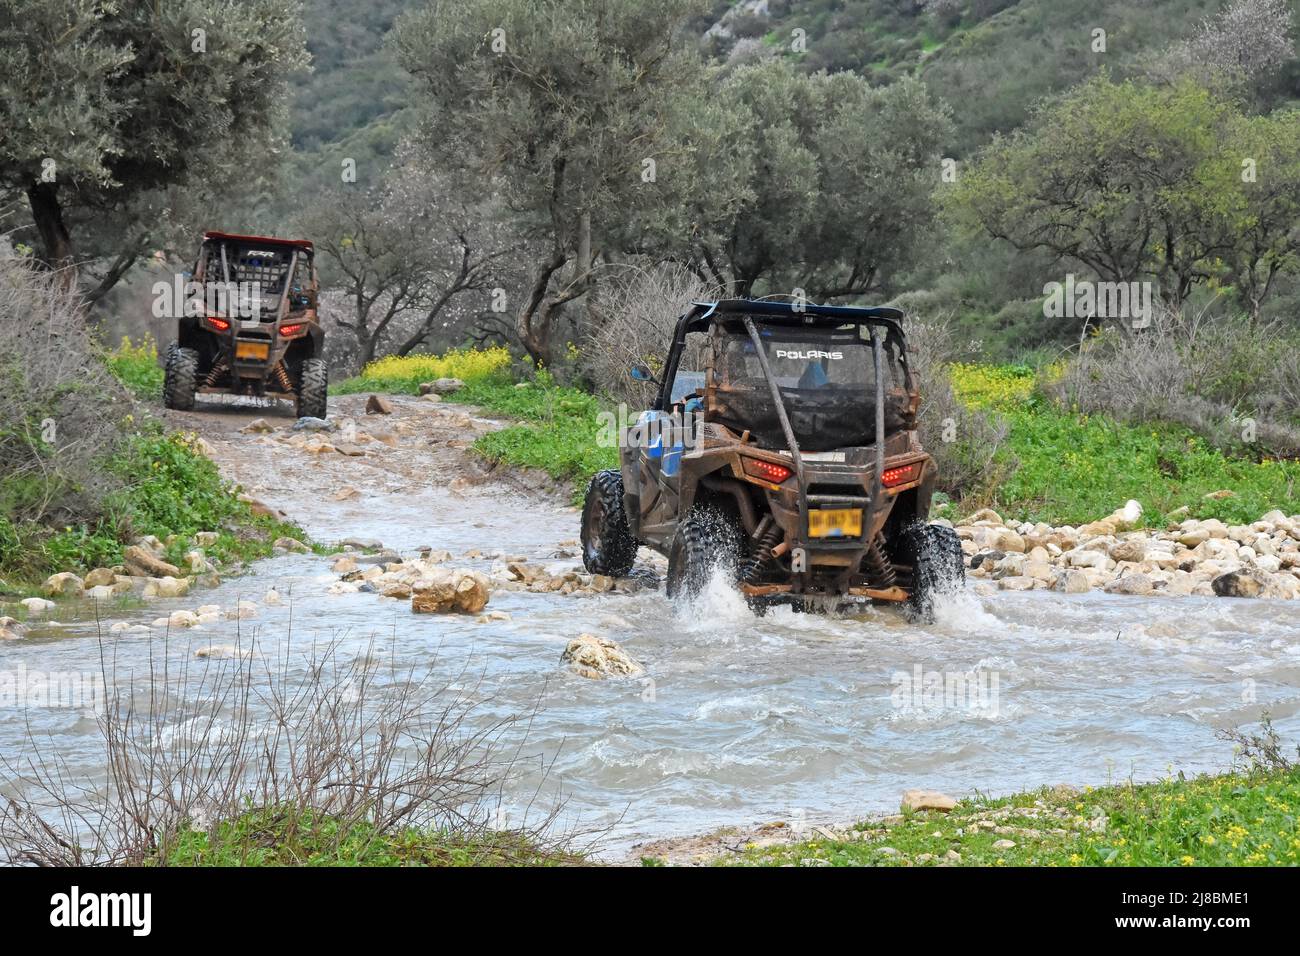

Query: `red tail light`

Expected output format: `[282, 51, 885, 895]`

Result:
[206, 316, 231, 332]
[881, 463, 919, 487]
[742, 457, 792, 484]
[280, 323, 305, 336]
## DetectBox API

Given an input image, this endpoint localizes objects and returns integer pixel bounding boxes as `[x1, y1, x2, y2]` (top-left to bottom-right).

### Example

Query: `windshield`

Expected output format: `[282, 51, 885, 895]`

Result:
[708, 320, 909, 451]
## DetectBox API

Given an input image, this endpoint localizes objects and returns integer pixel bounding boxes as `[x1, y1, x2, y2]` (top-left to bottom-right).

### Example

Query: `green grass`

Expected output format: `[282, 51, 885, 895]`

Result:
[160, 806, 580, 867]
[1, 424, 308, 596]
[714, 768, 1300, 867]
[950, 365, 1300, 527]
[106, 336, 165, 400]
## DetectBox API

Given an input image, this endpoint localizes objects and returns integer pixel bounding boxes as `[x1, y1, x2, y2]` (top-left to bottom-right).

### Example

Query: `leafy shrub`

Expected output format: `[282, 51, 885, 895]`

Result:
[106, 336, 164, 399]
[333, 346, 512, 394]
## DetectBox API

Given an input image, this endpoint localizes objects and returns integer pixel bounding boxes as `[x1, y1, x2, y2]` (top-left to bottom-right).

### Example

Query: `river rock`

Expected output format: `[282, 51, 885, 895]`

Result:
[195, 644, 254, 659]
[85, 584, 118, 602]
[20, 597, 55, 616]
[194, 531, 220, 547]
[1056, 569, 1090, 593]
[1105, 573, 1154, 596]
[0, 618, 23, 640]
[83, 567, 118, 588]
[901, 789, 957, 813]
[165, 609, 200, 628]
[1211, 569, 1275, 599]
[143, 576, 191, 599]
[241, 418, 274, 434]
[274, 536, 310, 553]
[365, 394, 394, 415]
[1109, 539, 1146, 563]
[123, 545, 181, 579]
[561, 633, 643, 679]
[41, 572, 84, 597]
[411, 569, 491, 614]
[292, 416, 334, 432]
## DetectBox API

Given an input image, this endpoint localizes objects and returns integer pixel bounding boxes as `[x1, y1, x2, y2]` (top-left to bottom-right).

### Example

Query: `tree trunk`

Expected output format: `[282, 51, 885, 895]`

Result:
[26, 182, 75, 285]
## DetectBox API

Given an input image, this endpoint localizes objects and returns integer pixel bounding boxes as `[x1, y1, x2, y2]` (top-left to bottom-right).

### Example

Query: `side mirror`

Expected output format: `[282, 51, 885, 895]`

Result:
[629, 363, 655, 383]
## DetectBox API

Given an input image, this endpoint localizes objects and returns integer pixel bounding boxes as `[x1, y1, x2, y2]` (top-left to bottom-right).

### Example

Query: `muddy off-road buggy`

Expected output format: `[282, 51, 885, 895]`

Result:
[163, 231, 327, 418]
[581, 299, 964, 617]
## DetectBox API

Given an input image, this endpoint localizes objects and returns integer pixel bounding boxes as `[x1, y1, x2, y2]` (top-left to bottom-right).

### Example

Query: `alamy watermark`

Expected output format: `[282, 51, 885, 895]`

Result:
[890, 664, 1000, 718]
[0, 665, 104, 711]
[1043, 274, 1153, 329]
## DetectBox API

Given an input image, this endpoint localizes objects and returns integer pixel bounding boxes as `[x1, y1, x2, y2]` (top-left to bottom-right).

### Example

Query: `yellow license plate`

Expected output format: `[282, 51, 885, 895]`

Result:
[808, 508, 862, 538]
[236, 341, 269, 361]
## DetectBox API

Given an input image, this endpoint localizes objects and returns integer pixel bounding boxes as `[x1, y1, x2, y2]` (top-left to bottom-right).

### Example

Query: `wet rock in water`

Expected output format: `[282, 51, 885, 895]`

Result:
[195, 644, 254, 659]
[330, 487, 360, 501]
[901, 790, 958, 813]
[241, 418, 274, 434]
[1059, 569, 1092, 594]
[273, 536, 310, 554]
[164, 609, 200, 628]
[1211, 569, 1277, 598]
[292, 416, 335, 432]
[335, 443, 367, 457]
[225, 601, 259, 620]
[997, 576, 1035, 591]
[340, 537, 383, 550]
[85, 585, 118, 602]
[83, 567, 117, 588]
[123, 545, 181, 579]
[561, 633, 643, 679]
[365, 394, 394, 415]
[411, 569, 491, 614]
[41, 572, 84, 597]
[477, 610, 511, 624]
[263, 588, 283, 606]
[1104, 573, 1154, 596]
[0, 617, 24, 640]
[144, 576, 191, 599]
[333, 555, 358, 573]
[20, 597, 55, 616]
[969, 550, 1004, 570]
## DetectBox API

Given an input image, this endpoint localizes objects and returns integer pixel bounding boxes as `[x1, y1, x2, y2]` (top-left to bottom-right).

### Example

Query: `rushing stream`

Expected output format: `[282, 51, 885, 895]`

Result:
[4, 478, 1300, 858]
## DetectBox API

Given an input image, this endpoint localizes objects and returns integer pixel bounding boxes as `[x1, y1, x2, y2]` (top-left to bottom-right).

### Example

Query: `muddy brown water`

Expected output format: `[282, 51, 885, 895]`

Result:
[3, 395, 1299, 859]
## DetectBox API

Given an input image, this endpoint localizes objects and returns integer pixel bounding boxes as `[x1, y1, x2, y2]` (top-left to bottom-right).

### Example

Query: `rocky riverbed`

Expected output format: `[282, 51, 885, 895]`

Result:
[4, 394, 1300, 858]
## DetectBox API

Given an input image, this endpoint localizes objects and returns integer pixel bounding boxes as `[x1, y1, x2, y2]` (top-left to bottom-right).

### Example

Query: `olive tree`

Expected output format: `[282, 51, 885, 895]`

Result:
[646, 60, 952, 300]
[393, 0, 708, 367]
[949, 76, 1276, 313]
[0, 0, 307, 299]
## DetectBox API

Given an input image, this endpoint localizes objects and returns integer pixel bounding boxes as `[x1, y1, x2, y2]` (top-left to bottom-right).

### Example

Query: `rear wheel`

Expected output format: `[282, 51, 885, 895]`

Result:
[666, 505, 744, 601]
[163, 344, 199, 411]
[898, 522, 965, 622]
[581, 469, 638, 576]
[297, 358, 328, 419]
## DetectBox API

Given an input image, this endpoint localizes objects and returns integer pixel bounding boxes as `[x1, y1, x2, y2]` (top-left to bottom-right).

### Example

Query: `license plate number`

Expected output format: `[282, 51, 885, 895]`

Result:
[236, 341, 269, 361]
[808, 508, 862, 538]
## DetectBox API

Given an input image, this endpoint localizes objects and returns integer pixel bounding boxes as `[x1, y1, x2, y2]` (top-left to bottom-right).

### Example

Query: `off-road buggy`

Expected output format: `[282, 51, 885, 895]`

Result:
[580, 299, 964, 618]
[163, 231, 328, 418]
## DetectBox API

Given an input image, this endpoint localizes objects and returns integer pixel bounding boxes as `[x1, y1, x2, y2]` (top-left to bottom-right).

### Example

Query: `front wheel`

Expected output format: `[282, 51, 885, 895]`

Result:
[297, 358, 328, 419]
[581, 469, 638, 576]
[898, 522, 965, 622]
[666, 505, 743, 601]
